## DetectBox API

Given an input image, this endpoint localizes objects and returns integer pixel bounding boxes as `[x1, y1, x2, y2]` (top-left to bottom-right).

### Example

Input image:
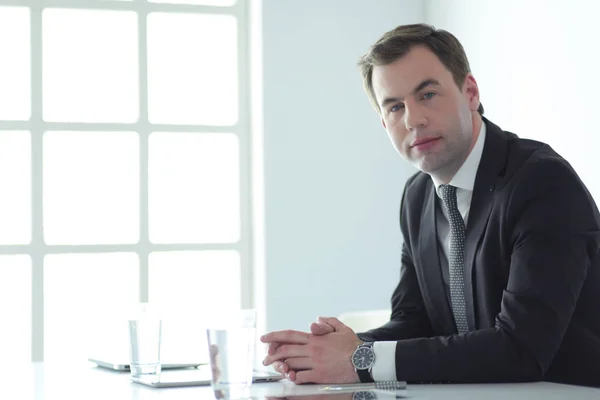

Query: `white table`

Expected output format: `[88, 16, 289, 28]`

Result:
[7, 363, 600, 400]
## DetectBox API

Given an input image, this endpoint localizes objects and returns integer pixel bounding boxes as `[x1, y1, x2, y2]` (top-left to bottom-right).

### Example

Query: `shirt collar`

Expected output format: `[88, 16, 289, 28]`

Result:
[432, 121, 486, 194]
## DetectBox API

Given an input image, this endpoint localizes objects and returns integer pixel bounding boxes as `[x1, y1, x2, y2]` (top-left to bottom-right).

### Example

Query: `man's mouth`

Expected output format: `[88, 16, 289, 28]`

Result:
[411, 137, 440, 148]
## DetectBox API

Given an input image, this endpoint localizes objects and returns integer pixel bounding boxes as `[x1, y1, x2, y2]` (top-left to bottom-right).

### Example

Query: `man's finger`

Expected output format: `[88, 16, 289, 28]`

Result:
[293, 370, 317, 384]
[268, 342, 281, 356]
[284, 357, 312, 371]
[285, 369, 297, 382]
[261, 330, 310, 344]
[317, 316, 349, 332]
[310, 322, 335, 336]
[263, 344, 308, 365]
[272, 360, 289, 375]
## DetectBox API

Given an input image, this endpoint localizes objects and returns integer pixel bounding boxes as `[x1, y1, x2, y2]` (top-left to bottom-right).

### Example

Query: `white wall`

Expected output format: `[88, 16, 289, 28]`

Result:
[261, 0, 425, 331]
[426, 0, 600, 203]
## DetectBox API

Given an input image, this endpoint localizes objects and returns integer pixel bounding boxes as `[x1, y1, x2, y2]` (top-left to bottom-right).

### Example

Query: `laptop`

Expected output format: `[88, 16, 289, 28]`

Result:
[88, 357, 203, 371]
[87, 315, 207, 371]
[130, 366, 283, 388]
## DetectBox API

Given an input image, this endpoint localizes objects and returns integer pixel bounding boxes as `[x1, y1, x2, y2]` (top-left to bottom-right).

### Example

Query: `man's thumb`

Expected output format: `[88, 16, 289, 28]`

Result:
[317, 316, 349, 332]
[310, 321, 335, 336]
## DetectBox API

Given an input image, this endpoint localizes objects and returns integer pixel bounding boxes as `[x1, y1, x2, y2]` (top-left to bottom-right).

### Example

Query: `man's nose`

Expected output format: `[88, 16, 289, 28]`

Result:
[404, 104, 427, 131]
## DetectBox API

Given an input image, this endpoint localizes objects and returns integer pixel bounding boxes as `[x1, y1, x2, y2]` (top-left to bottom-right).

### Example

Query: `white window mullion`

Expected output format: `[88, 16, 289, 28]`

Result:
[0, 121, 239, 133]
[138, 7, 150, 303]
[236, 0, 252, 310]
[30, 0, 44, 362]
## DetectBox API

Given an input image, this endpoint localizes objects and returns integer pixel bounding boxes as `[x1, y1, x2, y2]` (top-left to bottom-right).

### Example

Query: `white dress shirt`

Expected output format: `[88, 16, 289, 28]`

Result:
[370, 122, 486, 381]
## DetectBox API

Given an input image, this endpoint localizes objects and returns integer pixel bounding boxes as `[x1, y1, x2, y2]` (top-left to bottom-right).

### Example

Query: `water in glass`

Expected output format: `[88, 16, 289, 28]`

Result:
[207, 327, 256, 388]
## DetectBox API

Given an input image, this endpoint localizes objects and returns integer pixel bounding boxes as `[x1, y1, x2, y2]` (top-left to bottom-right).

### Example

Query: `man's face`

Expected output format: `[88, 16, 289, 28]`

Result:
[371, 45, 480, 180]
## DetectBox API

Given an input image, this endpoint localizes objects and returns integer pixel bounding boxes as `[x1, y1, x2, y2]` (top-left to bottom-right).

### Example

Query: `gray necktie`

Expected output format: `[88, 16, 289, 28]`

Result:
[438, 184, 469, 334]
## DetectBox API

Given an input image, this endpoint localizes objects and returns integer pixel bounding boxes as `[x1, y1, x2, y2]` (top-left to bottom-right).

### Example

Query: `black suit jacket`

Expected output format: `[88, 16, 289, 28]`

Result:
[359, 118, 600, 387]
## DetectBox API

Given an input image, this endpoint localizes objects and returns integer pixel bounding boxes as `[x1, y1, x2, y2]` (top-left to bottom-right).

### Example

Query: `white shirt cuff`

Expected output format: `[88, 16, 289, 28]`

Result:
[371, 341, 397, 381]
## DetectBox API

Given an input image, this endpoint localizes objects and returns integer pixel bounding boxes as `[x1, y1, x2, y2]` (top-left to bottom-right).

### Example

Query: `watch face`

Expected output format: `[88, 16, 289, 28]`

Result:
[352, 346, 375, 369]
[352, 391, 377, 400]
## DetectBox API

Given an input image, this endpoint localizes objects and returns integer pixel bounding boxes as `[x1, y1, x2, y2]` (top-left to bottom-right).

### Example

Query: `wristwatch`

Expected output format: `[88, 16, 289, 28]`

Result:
[351, 342, 375, 383]
[352, 391, 377, 400]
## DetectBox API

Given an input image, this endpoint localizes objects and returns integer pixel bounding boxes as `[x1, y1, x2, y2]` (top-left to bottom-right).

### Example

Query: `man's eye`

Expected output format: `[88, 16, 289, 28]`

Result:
[390, 103, 405, 113]
[422, 92, 436, 100]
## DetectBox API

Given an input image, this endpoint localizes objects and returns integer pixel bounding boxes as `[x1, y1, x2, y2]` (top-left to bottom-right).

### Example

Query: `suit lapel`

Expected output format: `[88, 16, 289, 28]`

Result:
[463, 118, 508, 330]
[418, 183, 456, 335]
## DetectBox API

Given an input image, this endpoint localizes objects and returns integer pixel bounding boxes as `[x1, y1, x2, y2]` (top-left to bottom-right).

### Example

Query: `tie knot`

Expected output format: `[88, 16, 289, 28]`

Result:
[439, 184, 457, 204]
[439, 184, 460, 214]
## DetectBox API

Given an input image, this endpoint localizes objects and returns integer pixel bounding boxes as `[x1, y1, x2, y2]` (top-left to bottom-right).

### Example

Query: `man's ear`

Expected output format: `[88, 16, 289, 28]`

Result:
[381, 117, 387, 130]
[464, 74, 480, 112]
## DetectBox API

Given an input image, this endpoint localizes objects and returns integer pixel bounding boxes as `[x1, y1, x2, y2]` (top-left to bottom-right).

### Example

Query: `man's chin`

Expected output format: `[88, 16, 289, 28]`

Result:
[413, 160, 442, 175]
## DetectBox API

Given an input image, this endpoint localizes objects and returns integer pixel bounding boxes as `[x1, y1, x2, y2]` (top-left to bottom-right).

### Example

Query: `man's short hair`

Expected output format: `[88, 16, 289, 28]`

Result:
[358, 23, 484, 115]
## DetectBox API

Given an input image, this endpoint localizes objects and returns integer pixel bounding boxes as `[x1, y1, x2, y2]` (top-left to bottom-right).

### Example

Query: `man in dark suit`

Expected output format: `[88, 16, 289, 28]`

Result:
[260, 24, 600, 387]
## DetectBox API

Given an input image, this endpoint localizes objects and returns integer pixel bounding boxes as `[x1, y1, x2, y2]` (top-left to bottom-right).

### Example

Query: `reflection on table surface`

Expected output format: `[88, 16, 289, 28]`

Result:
[6, 362, 600, 400]
[247, 391, 404, 400]
[214, 383, 406, 400]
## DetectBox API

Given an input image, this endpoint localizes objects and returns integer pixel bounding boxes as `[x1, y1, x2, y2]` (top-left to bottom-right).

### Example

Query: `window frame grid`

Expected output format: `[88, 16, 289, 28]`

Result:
[0, 0, 253, 362]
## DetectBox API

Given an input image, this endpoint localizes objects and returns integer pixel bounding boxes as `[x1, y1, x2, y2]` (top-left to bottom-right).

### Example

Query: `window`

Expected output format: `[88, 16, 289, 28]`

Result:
[0, 0, 252, 363]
